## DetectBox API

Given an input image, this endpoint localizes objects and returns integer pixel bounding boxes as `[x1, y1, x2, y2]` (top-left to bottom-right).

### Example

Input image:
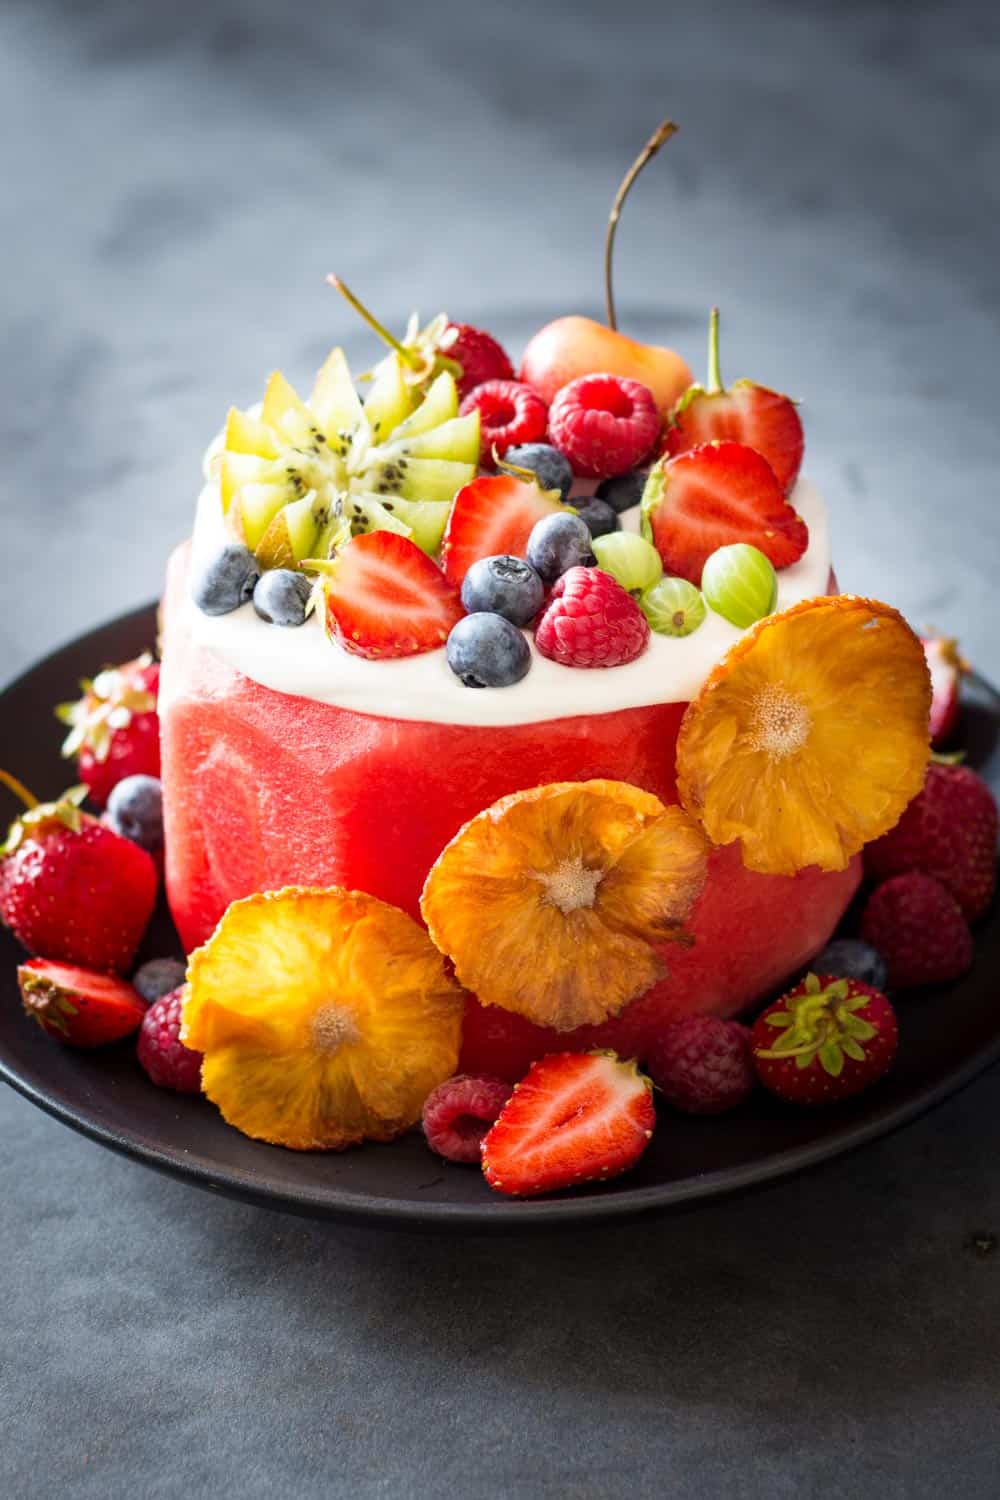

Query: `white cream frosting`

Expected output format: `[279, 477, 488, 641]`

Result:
[183, 474, 830, 726]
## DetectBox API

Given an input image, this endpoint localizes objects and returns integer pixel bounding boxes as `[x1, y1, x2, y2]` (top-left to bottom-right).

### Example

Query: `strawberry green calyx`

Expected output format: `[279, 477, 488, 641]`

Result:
[0, 778, 88, 857]
[56, 652, 157, 764]
[754, 973, 879, 1078]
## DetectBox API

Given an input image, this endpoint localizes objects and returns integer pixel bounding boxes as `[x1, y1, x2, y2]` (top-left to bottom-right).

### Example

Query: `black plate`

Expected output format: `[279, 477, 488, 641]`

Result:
[1, 605, 998, 1230]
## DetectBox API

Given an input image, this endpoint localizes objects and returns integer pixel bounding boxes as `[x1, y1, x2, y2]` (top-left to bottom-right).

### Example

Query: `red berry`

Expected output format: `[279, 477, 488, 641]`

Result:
[137, 987, 203, 1092]
[321, 530, 464, 659]
[421, 1073, 512, 1163]
[547, 374, 660, 479]
[18, 958, 146, 1048]
[535, 566, 649, 668]
[922, 636, 968, 747]
[662, 309, 804, 493]
[865, 764, 996, 923]
[445, 323, 515, 401]
[459, 380, 548, 468]
[643, 441, 809, 586]
[481, 1052, 655, 1197]
[57, 654, 160, 809]
[752, 974, 898, 1106]
[861, 872, 973, 989]
[646, 1016, 755, 1114]
[0, 790, 158, 973]
[440, 473, 562, 587]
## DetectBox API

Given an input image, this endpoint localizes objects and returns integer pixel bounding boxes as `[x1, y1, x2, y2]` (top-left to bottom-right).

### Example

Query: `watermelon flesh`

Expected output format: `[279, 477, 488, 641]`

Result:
[160, 542, 860, 1075]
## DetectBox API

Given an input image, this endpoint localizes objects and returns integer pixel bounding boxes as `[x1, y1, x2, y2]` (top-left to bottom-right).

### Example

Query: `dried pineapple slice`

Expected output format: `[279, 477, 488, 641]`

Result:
[183, 887, 464, 1151]
[420, 781, 708, 1033]
[676, 595, 931, 876]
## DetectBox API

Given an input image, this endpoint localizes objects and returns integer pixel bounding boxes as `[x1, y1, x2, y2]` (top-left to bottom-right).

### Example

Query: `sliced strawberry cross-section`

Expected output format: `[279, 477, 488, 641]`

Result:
[321, 530, 465, 660]
[441, 474, 563, 588]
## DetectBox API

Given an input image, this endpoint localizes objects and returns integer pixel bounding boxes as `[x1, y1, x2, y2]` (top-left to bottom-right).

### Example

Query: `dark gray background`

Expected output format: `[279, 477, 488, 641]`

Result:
[1, 1, 998, 1496]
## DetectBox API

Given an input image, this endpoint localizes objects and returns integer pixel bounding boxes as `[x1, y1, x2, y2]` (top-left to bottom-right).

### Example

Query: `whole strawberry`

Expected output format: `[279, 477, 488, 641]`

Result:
[535, 566, 650, 668]
[752, 973, 898, 1106]
[865, 763, 997, 922]
[444, 323, 515, 400]
[56, 652, 160, 808]
[0, 775, 157, 973]
[861, 872, 973, 989]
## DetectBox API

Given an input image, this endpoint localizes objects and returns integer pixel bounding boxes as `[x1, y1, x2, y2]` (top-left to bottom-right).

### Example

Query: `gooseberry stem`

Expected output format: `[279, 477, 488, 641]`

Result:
[707, 306, 722, 393]
[0, 769, 38, 811]
[326, 274, 422, 371]
[604, 119, 679, 332]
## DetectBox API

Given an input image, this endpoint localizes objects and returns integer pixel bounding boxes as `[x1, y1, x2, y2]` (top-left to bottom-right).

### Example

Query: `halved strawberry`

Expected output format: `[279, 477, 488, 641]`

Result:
[641, 441, 809, 586]
[18, 958, 147, 1048]
[481, 1051, 655, 1197]
[662, 309, 804, 493]
[923, 635, 968, 747]
[441, 474, 562, 587]
[321, 531, 464, 659]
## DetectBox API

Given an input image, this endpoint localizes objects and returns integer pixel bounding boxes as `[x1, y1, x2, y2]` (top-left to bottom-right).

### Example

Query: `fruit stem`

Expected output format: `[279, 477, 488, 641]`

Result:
[604, 119, 679, 332]
[707, 306, 722, 393]
[0, 769, 38, 811]
[326, 275, 423, 372]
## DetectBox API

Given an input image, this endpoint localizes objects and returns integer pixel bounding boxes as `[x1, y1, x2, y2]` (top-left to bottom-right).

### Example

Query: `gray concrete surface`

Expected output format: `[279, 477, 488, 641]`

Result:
[1, 1, 998, 1495]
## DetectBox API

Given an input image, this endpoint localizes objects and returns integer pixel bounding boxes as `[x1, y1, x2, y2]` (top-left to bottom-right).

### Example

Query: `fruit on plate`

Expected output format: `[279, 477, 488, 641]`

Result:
[133, 956, 187, 1004]
[160, 539, 863, 1053]
[811, 938, 888, 992]
[864, 762, 997, 922]
[421, 1073, 512, 1163]
[459, 380, 548, 468]
[17, 958, 147, 1047]
[56, 652, 160, 808]
[182, 887, 464, 1150]
[547, 374, 659, 479]
[662, 307, 805, 493]
[752, 974, 898, 1106]
[317, 529, 464, 660]
[137, 987, 204, 1092]
[520, 123, 691, 415]
[676, 595, 932, 875]
[441, 473, 563, 587]
[421, 780, 708, 1032]
[861, 871, 974, 989]
[105, 774, 163, 855]
[923, 635, 968, 747]
[646, 1015, 755, 1114]
[640, 441, 809, 586]
[534, 566, 650, 668]
[0, 773, 157, 973]
[480, 1051, 655, 1197]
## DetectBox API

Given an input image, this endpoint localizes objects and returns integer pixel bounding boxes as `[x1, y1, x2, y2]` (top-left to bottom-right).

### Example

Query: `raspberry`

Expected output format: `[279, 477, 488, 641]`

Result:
[861, 872, 974, 990]
[646, 1017, 755, 1114]
[548, 374, 660, 479]
[535, 566, 650, 668]
[865, 763, 997, 922]
[446, 323, 515, 401]
[459, 380, 548, 468]
[137, 987, 203, 1093]
[421, 1073, 511, 1163]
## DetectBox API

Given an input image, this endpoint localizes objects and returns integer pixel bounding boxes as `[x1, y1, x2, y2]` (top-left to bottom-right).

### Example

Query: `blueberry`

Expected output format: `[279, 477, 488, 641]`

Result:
[596, 470, 648, 514]
[133, 957, 187, 1005]
[812, 938, 889, 991]
[460, 555, 545, 626]
[504, 443, 573, 502]
[253, 569, 312, 627]
[570, 497, 619, 539]
[446, 613, 531, 688]
[107, 774, 163, 852]
[526, 512, 596, 583]
[192, 543, 260, 615]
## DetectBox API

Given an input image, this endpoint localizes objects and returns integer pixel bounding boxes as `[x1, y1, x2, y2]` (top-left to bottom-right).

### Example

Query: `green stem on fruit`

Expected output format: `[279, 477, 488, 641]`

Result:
[604, 119, 679, 332]
[326, 274, 423, 372]
[707, 306, 722, 393]
[0, 769, 38, 811]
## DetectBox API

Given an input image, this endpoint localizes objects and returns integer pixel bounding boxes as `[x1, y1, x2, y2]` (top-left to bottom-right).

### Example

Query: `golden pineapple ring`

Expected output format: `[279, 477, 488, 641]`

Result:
[182, 887, 464, 1151]
[676, 595, 931, 876]
[420, 780, 709, 1033]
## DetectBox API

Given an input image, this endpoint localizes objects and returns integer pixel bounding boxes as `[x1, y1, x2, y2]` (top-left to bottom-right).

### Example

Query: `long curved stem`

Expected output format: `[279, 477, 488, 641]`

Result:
[604, 119, 679, 331]
[0, 769, 38, 810]
[326, 274, 422, 371]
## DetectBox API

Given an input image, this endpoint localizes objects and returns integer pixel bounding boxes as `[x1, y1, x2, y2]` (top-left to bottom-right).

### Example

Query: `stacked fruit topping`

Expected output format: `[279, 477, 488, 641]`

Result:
[460, 380, 549, 467]
[751, 975, 898, 1106]
[548, 374, 659, 478]
[675, 596, 932, 875]
[56, 652, 160, 807]
[421, 780, 707, 1031]
[182, 887, 463, 1149]
[441, 472, 563, 587]
[318, 530, 464, 660]
[663, 308, 804, 493]
[535, 567, 649, 668]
